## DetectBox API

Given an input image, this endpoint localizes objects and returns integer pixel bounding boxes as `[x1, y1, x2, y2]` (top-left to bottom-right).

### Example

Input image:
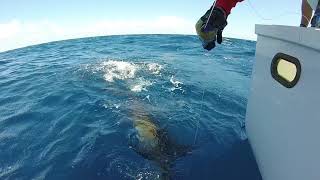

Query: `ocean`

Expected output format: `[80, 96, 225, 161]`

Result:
[0, 35, 261, 180]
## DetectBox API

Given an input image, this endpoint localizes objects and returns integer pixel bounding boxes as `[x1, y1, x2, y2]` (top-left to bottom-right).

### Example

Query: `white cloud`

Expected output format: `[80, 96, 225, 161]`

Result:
[0, 16, 257, 52]
[0, 20, 21, 39]
[0, 17, 196, 52]
[0, 20, 71, 52]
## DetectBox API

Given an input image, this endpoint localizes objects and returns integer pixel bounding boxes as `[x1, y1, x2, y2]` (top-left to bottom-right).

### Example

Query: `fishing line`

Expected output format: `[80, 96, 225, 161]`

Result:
[204, 0, 218, 30]
[193, 88, 205, 146]
[192, 0, 219, 147]
[192, 0, 309, 147]
[246, 0, 311, 22]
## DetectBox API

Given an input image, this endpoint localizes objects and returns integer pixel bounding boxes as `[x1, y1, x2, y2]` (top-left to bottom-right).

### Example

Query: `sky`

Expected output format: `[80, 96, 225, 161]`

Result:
[0, 0, 303, 52]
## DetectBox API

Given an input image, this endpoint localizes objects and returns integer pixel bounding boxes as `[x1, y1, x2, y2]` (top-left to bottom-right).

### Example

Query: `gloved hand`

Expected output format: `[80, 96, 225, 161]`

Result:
[195, 7, 227, 51]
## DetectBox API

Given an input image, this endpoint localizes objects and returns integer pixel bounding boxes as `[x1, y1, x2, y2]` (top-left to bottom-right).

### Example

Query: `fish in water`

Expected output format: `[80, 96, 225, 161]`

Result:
[128, 101, 191, 179]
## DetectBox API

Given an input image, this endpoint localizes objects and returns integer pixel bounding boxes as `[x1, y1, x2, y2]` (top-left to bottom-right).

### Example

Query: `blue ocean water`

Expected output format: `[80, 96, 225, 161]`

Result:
[0, 35, 261, 180]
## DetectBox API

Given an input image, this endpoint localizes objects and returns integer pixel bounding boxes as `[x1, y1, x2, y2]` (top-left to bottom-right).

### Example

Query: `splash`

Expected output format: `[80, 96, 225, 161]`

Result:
[97, 60, 163, 83]
[100, 60, 138, 82]
[170, 76, 183, 87]
[147, 63, 163, 75]
[130, 78, 153, 92]
[170, 76, 184, 92]
[88, 60, 167, 93]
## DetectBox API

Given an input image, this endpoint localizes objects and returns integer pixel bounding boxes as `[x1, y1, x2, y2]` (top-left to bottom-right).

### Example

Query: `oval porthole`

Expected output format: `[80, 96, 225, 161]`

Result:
[271, 53, 301, 88]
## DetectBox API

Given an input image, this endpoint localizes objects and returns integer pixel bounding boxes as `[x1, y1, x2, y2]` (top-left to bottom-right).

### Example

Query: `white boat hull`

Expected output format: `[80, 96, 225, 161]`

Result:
[246, 25, 320, 180]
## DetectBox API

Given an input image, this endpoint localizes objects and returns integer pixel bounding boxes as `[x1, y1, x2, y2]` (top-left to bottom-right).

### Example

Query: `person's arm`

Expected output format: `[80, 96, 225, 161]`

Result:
[300, 0, 313, 27]
[215, 0, 243, 16]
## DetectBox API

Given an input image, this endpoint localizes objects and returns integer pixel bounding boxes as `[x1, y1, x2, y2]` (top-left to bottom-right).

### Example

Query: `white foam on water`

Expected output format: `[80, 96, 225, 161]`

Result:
[170, 75, 183, 87]
[97, 60, 164, 82]
[130, 78, 153, 92]
[114, 103, 121, 109]
[89, 60, 167, 93]
[103, 101, 121, 110]
[170, 75, 184, 92]
[147, 63, 163, 75]
[100, 60, 138, 82]
[0, 163, 21, 178]
[143, 95, 151, 103]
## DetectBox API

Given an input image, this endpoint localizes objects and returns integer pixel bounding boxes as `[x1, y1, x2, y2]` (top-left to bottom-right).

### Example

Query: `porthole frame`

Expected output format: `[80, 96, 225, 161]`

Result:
[271, 53, 301, 88]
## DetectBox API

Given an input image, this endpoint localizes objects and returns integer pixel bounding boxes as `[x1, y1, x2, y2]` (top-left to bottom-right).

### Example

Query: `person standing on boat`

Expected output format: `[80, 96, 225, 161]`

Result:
[301, 0, 320, 27]
[196, 0, 320, 51]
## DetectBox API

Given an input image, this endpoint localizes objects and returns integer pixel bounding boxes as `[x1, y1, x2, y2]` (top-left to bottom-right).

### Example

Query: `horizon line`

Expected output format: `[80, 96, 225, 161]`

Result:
[0, 33, 256, 53]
